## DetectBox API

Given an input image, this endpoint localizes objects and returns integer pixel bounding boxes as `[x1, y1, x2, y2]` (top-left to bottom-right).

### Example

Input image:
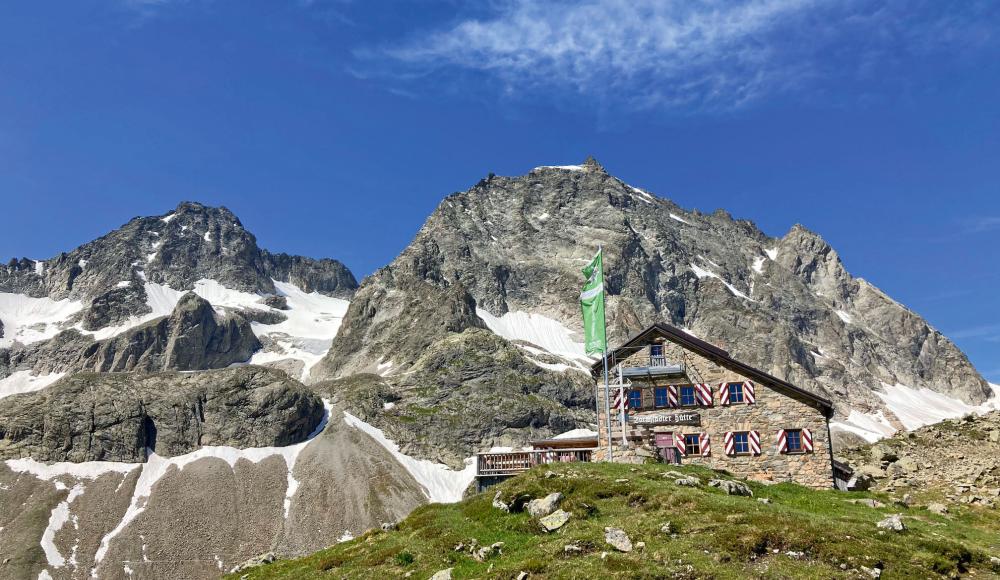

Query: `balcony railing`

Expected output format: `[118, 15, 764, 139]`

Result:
[476, 448, 594, 477]
[618, 359, 685, 378]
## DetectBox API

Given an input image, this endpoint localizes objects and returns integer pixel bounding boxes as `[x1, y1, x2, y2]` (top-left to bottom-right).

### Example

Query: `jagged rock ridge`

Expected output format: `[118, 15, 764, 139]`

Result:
[0, 201, 357, 333]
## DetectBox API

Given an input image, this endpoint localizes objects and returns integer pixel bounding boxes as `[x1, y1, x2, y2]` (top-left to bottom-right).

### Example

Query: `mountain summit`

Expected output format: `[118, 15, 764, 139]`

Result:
[316, 159, 992, 444]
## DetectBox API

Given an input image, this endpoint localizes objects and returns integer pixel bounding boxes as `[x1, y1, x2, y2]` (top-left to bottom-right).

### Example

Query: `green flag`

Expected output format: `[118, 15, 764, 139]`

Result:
[580, 249, 607, 355]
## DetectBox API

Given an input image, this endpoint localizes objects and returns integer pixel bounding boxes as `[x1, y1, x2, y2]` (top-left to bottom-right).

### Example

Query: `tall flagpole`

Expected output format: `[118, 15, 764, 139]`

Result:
[600, 246, 614, 463]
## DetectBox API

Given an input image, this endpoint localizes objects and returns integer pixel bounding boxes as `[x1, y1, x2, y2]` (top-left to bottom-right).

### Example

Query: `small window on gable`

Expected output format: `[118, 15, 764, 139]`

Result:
[684, 434, 701, 456]
[732, 432, 750, 454]
[728, 382, 745, 404]
[654, 387, 669, 407]
[650, 344, 664, 357]
[786, 429, 803, 452]
[679, 385, 697, 406]
[628, 389, 643, 410]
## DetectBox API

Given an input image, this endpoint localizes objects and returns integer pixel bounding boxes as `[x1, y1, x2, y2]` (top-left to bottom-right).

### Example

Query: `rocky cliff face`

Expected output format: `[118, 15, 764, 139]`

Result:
[0, 366, 324, 462]
[320, 328, 593, 468]
[2, 292, 260, 376]
[317, 158, 991, 424]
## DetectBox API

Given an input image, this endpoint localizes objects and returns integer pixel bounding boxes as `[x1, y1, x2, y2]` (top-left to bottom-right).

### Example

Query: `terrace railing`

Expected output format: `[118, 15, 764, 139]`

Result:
[475, 448, 594, 477]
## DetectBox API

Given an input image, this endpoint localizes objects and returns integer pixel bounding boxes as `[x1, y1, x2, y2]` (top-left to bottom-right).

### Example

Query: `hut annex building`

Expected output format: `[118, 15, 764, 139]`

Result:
[593, 323, 836, 489]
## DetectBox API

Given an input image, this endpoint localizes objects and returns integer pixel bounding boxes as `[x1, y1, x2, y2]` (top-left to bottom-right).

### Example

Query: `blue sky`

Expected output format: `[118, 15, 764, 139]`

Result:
[0, 0, 997, 381]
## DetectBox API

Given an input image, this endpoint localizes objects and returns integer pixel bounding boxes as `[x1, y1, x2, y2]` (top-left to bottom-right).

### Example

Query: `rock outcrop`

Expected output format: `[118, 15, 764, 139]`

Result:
[317, 328, 592, 468]
[0, 366, 324, 462]
[84, 292, 261, 372]
[2, 292, 260, 376]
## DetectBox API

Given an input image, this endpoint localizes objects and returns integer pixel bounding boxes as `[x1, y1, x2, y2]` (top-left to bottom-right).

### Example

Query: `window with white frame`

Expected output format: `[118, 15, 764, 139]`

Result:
[728, 382, 745, 404]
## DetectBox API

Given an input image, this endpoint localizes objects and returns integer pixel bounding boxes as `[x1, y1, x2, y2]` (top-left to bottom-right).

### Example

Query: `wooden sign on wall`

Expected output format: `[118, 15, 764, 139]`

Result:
[627, 412, 701, 426]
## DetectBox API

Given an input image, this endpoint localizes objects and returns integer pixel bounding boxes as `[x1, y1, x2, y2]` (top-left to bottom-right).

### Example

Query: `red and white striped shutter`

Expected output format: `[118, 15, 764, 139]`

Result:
[667, 385, 678, 408]
[744, 381, 756, 404]
[719, 382, 730, 406]
[696, 383, 713, 407]
[802, 428, 814, 452]
[749, 430, 762, 456]
[724, 432, 735, 456]
[674, 432, 686, 457]
[776, 429, 788, 454]
[700, 433, 711, 456]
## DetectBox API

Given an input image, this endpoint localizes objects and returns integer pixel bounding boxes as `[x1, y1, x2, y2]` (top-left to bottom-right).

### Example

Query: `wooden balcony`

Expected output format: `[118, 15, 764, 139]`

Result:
[475, 448, 594, 477]
[618, 357, 685, 378]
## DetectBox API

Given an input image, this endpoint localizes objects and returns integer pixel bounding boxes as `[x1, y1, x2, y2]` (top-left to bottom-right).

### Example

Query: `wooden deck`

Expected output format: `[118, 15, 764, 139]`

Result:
[476, 448, 594, 477]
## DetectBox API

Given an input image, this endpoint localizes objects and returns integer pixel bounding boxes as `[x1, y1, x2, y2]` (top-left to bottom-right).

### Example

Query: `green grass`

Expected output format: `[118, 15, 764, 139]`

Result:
[229, 463, 1000, 579]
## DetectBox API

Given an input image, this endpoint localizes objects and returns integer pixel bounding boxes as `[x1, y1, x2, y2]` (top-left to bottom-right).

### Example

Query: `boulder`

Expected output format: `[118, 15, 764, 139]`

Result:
[675, 476, 700, 487]
[849, 498, 886, 509]
[230, 552, 276, 573]
[527, 492, 563, 518]
[708, 479, 753, 496]
[430, 568, 453, 580]
[870, 444, 898, 463]
[473, 542, 504, 562]
[926, 503, 949, 515]
[876, 514, 906, 532]
[896, 457, 918, 473]
[539, 510, 571, 532]
[492, 491, 510, 512]
[604, 527, 633, 552]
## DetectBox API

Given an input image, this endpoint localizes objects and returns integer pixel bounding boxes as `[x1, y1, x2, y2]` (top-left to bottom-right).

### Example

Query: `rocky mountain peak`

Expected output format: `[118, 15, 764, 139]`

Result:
[581, 155, 607, 173]
[0, 202, 357, 335]
[317, 162, 992, 432]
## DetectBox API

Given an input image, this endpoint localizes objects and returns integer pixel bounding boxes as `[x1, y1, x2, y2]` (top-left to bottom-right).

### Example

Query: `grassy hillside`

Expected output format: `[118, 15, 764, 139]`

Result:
[228, 462, 1000, 579]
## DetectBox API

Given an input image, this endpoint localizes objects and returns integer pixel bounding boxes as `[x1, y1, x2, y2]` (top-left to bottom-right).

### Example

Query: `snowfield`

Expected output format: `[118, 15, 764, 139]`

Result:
[0, 371, 66, 400]
[1, 277, 348, 386]
[0, 293, 83, 348]
[832, 382, 1000, 442]
[248, 280, 350, 382]
[476, 308, 591, 367]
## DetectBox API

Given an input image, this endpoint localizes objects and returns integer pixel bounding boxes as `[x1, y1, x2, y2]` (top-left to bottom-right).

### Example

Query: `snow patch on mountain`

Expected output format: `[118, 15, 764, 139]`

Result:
[833, 382, 1000, 442]
[831, 410, 897, 443]
[476, 308, 590, 364]
[0, 294, 84, 348]
[41, 483, 84, 567]
[0, 371, 66, 400]
[877, 382, 1000, 431]
[6, 458, 140, 481]
[535, 165, 583, 172]
[248, 280, 349, 381]
[669, 213, 690, 225]
[689, 263, 753, 301]
[343, 411, 475, 503]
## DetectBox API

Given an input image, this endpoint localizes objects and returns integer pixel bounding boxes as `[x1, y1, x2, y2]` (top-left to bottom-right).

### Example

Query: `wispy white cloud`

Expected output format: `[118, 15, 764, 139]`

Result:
[950, 323, 1000, 342]
[963, 216, 1000, 234]
[365, 0, 998, 111]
